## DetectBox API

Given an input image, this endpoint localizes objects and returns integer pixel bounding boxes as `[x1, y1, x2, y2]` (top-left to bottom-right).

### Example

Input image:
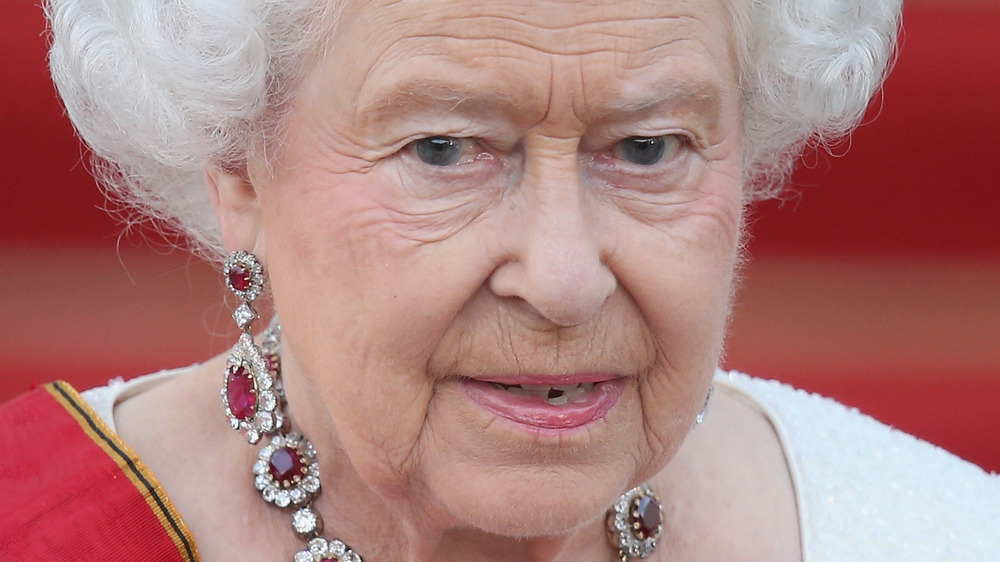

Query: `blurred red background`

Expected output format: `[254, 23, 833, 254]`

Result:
[2, 1, 998, 470]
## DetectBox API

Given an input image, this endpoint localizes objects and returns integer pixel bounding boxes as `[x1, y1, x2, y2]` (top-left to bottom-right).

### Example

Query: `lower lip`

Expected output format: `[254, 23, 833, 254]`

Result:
[461, 378, 626, 432]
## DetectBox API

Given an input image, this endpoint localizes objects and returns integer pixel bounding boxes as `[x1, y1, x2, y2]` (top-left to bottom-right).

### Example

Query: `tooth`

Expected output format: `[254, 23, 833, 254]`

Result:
[519, 385, 552, 398]
[506, 386, 533, 397]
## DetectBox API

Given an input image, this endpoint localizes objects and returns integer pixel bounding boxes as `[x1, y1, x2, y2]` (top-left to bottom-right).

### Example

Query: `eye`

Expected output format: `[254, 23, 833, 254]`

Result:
[412, 136, 470, 167]
[614, 135, 684, 166]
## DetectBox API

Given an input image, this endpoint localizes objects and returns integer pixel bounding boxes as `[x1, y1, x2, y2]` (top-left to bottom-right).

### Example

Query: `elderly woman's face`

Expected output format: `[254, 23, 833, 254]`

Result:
[245, 0, 742, 536]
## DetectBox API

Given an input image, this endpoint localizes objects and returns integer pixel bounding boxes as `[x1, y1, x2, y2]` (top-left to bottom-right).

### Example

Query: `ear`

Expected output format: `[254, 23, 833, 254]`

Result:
[205, 166, 265, 256]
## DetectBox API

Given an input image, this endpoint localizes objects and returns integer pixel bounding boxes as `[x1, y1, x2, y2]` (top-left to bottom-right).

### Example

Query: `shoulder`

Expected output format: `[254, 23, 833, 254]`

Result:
[80, 368, 193, 431]
[717, 371, 1000, 561]
[0, 381, 198, 561]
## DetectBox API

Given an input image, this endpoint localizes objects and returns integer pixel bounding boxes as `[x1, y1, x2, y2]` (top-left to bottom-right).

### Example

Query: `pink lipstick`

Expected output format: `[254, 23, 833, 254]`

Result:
[461, 374, 625, 431]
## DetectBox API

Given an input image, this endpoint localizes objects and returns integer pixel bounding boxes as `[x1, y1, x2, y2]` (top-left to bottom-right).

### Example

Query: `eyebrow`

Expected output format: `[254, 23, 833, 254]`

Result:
[357, 76, 726, 128]
[359, 80, 524, 124]
[591, 79, 726, 124]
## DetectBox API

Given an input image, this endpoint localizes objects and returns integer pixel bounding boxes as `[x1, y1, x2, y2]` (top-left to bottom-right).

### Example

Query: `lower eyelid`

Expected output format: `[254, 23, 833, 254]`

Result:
[403, 151, 501, 181]
[589, 146, 691, 183]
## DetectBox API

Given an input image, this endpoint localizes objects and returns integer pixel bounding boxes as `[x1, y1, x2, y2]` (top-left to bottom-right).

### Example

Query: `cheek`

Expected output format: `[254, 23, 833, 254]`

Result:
[259, 169, 502, 465]
[617, 173, 742, 344]
[262, 174, 383, 331]
[258, 186, 444, 492]
[612, 175, 741, 452]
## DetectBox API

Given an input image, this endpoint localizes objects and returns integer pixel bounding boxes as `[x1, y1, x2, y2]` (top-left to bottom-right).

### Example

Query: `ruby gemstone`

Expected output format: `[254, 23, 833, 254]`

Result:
[228, 263, 251, 292]
[269, 446, 305, 486]
[226, 365, 256, 420]
[633, 493, 662, 539]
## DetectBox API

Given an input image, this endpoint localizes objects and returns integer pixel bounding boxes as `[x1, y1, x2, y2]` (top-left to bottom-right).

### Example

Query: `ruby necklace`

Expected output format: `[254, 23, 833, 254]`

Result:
[224, 320, 363, 562]
[222, 251, 363, 561]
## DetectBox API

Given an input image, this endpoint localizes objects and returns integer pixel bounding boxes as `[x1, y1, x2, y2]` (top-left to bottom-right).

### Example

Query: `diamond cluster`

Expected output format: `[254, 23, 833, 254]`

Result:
[254, 433, 322, 508]
[606, 484, 662, 559]
[221, 332, 284, 444]
[293, 537, 362, 562]
[224, 250, 265, 303]
[244, 323, 365, 561]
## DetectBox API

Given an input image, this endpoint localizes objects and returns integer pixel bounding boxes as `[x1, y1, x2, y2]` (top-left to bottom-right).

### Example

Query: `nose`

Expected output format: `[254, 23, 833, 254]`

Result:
[488, 157, 616, 327]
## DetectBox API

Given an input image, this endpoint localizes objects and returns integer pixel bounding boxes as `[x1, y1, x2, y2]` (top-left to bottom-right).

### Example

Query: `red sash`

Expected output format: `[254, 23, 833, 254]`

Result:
[0, 381, 199, 560]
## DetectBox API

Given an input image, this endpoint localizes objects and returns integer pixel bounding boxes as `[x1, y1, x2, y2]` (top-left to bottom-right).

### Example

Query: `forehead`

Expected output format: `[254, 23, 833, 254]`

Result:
[319, 0, 737, 129]
[343, 0, 731, 47]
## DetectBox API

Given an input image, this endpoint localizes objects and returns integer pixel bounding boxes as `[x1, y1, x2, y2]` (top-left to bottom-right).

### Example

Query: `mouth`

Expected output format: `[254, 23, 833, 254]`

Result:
[487, 382, 597, 405]
[461, 375, 626, 432]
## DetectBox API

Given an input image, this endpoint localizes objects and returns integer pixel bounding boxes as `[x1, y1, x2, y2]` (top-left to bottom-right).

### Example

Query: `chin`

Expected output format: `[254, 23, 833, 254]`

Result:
[400, 378, 670, 538]
[424, 458, 638, 538]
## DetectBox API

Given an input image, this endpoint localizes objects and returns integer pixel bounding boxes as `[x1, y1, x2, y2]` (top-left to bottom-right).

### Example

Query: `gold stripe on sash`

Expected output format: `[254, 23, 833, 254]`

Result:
[45, 381, 200, 562]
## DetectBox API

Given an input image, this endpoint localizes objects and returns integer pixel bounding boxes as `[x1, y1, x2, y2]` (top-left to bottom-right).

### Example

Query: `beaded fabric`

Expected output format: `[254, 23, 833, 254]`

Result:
[717, 371, 1000, 561]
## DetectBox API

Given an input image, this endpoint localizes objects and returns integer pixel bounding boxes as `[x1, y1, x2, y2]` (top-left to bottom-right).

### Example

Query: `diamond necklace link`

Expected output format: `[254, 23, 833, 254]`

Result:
[249, 323, 365, 562]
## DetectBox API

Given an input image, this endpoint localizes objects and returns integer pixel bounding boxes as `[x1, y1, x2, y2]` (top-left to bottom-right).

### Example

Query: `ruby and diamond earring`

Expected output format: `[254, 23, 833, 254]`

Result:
[221, 250, 363, 562]
[219, 250, 665, 561]
[607, 484, 664, 560]
[221, 250, 284, 445]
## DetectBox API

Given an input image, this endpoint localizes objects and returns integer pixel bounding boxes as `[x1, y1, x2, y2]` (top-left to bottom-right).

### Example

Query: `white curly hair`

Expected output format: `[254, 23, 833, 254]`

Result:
[46, 0, 902, 261]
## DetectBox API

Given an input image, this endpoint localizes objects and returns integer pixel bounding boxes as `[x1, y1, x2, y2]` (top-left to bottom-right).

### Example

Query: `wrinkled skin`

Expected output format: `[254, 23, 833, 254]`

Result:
[205, 0, 763, 559]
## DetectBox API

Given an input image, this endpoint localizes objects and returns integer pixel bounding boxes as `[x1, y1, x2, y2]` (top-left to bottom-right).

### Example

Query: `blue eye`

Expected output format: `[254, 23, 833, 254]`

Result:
[617, 136, 677, 166]
[414, 136, 463, 166]
[620, 137, 666, 165]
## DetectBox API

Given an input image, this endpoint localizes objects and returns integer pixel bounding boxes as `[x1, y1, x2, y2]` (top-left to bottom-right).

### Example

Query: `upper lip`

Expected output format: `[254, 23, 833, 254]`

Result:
[471, 373, 623, 386]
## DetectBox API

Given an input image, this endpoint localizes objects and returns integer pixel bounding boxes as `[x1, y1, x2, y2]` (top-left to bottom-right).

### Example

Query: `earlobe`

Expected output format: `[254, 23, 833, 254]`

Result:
[205, 166, 265, 255]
